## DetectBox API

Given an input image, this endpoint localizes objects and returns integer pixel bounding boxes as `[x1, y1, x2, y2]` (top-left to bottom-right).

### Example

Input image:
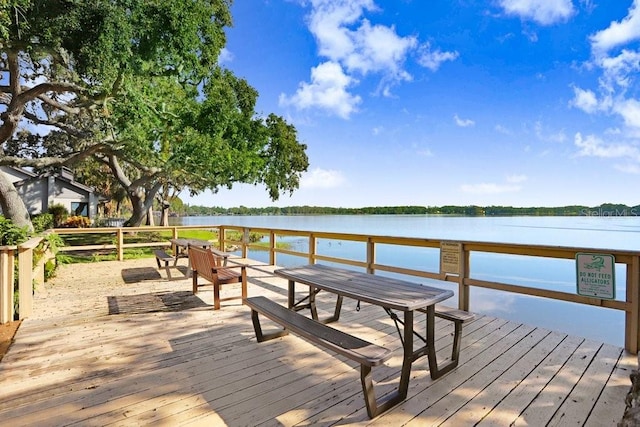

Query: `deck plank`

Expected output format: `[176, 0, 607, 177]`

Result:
[0, 258, 634, 426]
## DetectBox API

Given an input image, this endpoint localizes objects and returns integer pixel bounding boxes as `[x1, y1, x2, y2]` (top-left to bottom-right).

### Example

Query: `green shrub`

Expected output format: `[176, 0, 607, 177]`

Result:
[0, 216, 29, 245]
[48, 204, 69, 228]
[60, 216, 91, 228]
[32, 213, 54, 233]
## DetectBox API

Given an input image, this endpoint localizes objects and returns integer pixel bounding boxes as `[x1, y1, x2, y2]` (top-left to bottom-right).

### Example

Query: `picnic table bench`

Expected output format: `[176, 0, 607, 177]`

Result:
[245, 296, 393, 418]
[154, 249, 178, 279]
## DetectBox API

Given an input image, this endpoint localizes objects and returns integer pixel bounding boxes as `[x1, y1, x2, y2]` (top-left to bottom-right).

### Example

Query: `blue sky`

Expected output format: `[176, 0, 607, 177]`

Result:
[183, 0, 640, 209]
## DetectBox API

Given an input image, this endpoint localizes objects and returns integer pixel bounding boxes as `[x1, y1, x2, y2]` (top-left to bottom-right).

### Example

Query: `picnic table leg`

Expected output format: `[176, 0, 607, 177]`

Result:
[362, 309, 414, 417]
[398, 310, 414, 399]
[426, 305, 461, 379]
[288, 280, 295, 309]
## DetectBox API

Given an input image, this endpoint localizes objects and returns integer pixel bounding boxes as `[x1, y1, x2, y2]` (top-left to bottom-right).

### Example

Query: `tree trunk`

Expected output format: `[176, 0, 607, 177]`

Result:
[0, 173, 34, 232]
[146, 206, 154, 226]
[124, 189, 147, 227]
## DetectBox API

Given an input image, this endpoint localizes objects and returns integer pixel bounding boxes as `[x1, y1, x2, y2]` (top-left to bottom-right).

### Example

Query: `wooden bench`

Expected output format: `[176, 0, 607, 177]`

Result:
[154, 249, 177, 279]
[245, 296, 393, 418]
[188, 246, 247, 310]
[419, 304, 475, 379]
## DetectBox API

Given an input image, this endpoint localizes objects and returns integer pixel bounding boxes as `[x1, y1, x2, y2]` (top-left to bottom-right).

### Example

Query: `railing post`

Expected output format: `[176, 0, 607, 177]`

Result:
[17, 243, 33, 319]
[0, 248, 15, 323]
[172, 227, 178, 239]
[459, 246, 470, 311]
[626, 255, 640, 353]
[366, 238, 375, 274]
[117, 228, 124, 261]
[218, 226, 226, 251]
[270, 231, 276, 265]
[309, 234, 316, 264]
[242, 228, 249, 259]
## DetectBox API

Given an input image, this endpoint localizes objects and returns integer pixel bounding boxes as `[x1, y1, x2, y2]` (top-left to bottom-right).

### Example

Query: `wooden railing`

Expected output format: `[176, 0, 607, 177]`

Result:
[0, 236, 47, 323]
[8, 225, 640, 354]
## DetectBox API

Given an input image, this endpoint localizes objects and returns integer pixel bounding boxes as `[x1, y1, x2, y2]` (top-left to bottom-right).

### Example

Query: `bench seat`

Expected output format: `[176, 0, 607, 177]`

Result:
[154, 249, 177, 279]
[245, 296, 391, 366]
[245, 296, 393, 418]
[418, 304, 475, 379]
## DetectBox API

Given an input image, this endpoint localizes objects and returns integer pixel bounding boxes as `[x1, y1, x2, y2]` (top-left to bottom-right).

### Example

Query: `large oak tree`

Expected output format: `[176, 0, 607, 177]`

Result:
[1, 0, 308, 228]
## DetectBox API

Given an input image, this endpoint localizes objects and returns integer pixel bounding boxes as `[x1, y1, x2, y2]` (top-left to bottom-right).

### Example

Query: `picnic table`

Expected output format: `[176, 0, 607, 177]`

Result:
[247, 264, 473, 418]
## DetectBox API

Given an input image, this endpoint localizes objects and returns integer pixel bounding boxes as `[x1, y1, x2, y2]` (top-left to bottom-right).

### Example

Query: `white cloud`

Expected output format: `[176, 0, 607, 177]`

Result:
[507, 174, 528, 183]
[574, 133, 640, 159]
[613, 98, 640, 129]
[461, 174, 527, 194]
[218, 48, 233, 65]
[495, 124, 513, 135]
[615, 163, 640, 174]
[460, 182, 522, 194]
[416, 43, 459, 72]
[535, 121, 566, 143]
[570, 86, 599, 114]
[300, 167, 346, 189]
[346, 20, 417, 76]
[279, 61, 362, 119]
[590, 0, 640, 56]
[454, 114, 475, 127]
[281, 0, 456, 118]
[499, 0, 575, 26]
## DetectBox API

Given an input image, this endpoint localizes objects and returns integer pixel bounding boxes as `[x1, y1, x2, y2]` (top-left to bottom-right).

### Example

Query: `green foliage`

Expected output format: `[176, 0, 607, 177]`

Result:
[43, 233, 64, 254]
[44, 259, 57, 281]
[0, 216, 28, 245]
[48, 204, 69, 228]
[225, 231, 263, 243]
[31, 213, 54, 233]
[176, 229, 217, 241]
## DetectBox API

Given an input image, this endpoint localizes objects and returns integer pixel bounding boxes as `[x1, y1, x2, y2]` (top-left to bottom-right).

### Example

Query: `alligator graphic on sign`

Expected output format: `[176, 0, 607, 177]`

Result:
[583, 255, 605, 271]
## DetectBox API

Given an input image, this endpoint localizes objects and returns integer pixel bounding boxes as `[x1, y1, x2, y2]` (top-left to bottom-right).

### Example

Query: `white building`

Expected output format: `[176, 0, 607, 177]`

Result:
[1, 166, 98, 219]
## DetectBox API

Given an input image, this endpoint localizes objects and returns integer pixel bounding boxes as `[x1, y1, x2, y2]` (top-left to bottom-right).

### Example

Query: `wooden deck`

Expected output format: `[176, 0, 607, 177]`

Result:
[0, 257, 635, 426]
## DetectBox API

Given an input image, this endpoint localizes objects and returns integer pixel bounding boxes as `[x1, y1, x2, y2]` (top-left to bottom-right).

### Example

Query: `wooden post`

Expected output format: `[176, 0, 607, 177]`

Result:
[270, 231, 276, 266]
[309, 234, 316, 265]
[0, 249, 14, 323]
[366, 238, 375, 274]
[117, 228, 124, 261]
[218, 226, 226, 251]
[242, 228, 249, 259]
[459, 246, 470, 311]
[17, 244, 33, 319]
[626, 255, 640, 353]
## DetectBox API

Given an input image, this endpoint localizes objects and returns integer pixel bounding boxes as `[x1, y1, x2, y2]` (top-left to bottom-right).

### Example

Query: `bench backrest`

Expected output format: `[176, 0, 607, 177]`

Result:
[188, 246, 223, 283]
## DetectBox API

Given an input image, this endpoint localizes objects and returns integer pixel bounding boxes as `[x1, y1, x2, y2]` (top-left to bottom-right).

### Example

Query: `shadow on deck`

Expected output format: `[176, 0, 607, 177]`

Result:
[0, 257, 635, 426]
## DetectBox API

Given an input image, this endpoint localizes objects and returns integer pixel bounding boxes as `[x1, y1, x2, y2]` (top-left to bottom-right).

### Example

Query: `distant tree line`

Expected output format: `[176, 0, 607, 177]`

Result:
[181, 203, 640, 217]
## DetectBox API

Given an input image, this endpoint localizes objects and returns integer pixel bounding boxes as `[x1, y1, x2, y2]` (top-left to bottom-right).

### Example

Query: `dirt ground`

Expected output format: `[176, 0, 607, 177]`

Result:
[0, 320, 20, 362]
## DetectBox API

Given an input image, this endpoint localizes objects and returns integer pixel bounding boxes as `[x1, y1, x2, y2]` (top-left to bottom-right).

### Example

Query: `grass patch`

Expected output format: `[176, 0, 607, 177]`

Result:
[57, 248, 155, 264]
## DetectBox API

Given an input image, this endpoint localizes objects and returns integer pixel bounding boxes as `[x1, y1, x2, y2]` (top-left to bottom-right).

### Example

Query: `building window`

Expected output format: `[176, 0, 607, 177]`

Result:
[71, 202, 88, 216]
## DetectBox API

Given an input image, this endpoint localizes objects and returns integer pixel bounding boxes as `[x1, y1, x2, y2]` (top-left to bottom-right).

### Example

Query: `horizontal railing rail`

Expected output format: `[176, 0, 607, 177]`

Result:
[38, 225, 640, 353]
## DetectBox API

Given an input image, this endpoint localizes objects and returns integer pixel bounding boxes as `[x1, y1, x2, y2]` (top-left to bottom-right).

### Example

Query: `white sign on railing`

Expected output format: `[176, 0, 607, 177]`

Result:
[440, 241, 461, 275]
[576, 253, 615, 299]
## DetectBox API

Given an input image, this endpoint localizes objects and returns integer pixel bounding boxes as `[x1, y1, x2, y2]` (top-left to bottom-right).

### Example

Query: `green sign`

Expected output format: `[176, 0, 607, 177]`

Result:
[575, 253, 615, 299]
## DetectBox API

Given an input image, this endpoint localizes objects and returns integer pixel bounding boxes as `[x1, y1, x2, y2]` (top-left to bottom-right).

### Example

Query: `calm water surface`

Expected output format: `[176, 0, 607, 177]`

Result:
[176, 215, 640, 346]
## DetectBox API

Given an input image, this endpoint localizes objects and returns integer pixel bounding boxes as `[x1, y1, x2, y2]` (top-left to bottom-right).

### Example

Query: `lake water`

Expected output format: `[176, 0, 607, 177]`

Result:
[174, 214, 640, 347]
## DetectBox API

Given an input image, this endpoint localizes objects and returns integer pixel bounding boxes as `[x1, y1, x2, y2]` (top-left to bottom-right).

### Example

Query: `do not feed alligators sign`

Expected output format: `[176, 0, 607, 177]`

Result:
[576, 253, 615, 299]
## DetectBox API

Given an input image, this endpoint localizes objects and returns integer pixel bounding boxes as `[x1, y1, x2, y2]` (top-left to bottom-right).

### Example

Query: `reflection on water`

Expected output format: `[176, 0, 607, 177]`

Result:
[178, 215, 638, 347]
